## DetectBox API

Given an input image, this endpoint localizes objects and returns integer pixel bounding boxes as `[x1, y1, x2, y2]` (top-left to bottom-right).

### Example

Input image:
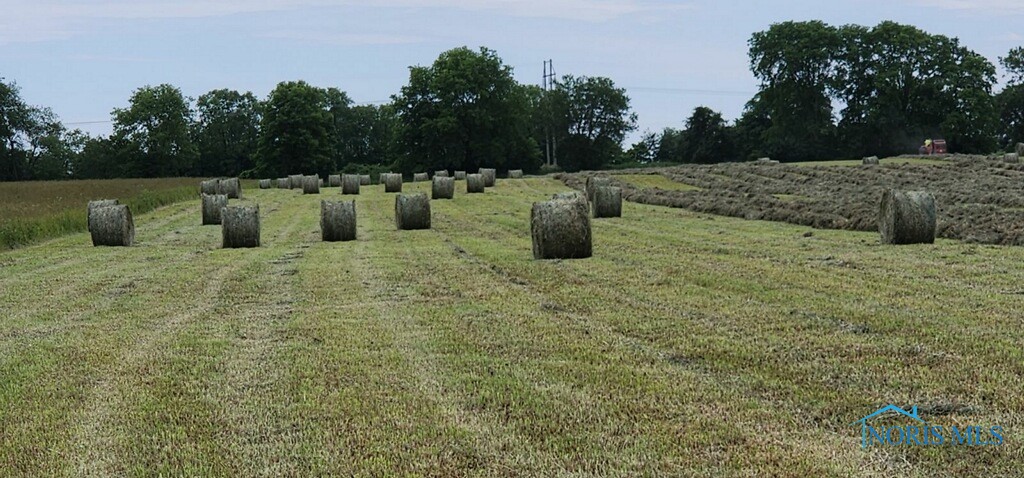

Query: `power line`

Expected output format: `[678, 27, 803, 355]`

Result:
[624, 86, 755, 97]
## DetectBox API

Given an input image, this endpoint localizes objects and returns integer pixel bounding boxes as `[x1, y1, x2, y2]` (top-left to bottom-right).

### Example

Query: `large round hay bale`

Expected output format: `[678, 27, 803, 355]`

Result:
[217, 177, 241, 199]
[414, 172, 429, 182]
[395, 193, 431, 230]
[480, 168, 496, 187]
[277, 178, 290, 189]
[1005, 153, 1019, 163]
[328, 174, 342, 187]
[289, 174, 304, 190]
[592, 186, 622, 218]
[434, 170, 449, 178]
[200, 179, 219, 195]
[384, 173, 403, 192]
[87, 199, 119, 232]
[90, 204, 134, 247]
[342, 174, 361, 194]
[454, 171, 467, 180]
[303, 175, 321, 194]
[360, 174, 371, 185]
[321, 200, 356, 242]
[201, 193, 228, 225]
[259, 179, 271, 189]
[466, 173, 485, 193]
[585, 176, 612, 202]
[862, 156, 880, 165]
[222, 204, 260, 248]
[432, 176, 455, 199]
[509, 169, 524, 179]
[878, 189, 936, 245]
[531, 192, 592, 260]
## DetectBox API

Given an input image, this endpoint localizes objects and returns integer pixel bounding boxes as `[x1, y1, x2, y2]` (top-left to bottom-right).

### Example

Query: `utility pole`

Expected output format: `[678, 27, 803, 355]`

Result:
[543, 59, 557, 167]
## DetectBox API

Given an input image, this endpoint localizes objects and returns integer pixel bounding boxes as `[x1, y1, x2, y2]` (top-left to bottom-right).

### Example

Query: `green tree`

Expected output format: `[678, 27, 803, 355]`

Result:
[194, 89, 260, 177]
[335, 103, 398, 169]
[997, 48, 1024, 149]
[255, 81, 336, 177]
[0, 78, 74, 180]
[679, 106, 734, 163]
[623, 130, 659, 165]
[393, 46, 539, 173]
[111, 84, 198, 177]
[549, 75, 637, 171]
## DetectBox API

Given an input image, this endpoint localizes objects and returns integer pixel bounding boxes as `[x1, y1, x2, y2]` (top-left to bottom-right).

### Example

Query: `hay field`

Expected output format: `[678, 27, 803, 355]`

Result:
[0, 177, 1022, 476]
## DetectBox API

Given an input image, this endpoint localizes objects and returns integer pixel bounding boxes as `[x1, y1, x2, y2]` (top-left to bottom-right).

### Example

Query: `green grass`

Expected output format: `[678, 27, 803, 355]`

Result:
[790, 157, 949, 167]
[0, 178, 203, 249]
[0, 178, 1021, 476]
[617, 173, 701, 191]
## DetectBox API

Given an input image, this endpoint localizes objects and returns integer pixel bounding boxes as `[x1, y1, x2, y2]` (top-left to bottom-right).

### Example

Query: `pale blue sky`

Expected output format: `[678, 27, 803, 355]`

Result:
[2, 0, 1023, 142]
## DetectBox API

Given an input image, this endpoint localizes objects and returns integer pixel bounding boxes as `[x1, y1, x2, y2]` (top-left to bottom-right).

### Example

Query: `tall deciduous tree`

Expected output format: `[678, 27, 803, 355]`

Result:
[549, 75, 637, 171]
[111, 84, 197, 177]
[680, 106, 734, 163]
[194, 89, 260, 177]
[393, 46, 539, 173]
[255, 81, 336, 177]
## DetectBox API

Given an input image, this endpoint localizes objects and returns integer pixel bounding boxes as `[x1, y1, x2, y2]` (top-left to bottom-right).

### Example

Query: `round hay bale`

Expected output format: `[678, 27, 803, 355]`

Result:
[384, 173, 403, 192]
[1017, 143, 1024, 157]
[303, 175, 321, 194]
[201, 193, 228, 225]
[480, 168, 496, 187]
[359, 174, 371, 185]
[586, 176, 613, 202]
[878, 189, 936, 245]
[277, 178, 290, 189]
[319, 178, 323, 187]
[432, 176, 455, 199]
[862, 156, 880, 165]
[90, 204, 134, 247]
[509, 169, 524, 179]
[328, 174, 342, 187]
[321, 200, 356, 242]
[414, 172, 429, 182]
[454, 171, 467, 180]
[531, 193, 592, 260]
[289, 174, 304, 189]
[592, 186, 622, 218]
[200, 179, 219, 195]
[434, 170, 449, 178]
[342, 174, 361, 194]
[222, 204, 260, 248]
[395, 193, 431, 230]
[1005, 153, 1019, 164]
[217, 177, 242, 199]
[466, 173, 485, 193]
[87, 199, 119, 232]
[259, 179, 271, 189]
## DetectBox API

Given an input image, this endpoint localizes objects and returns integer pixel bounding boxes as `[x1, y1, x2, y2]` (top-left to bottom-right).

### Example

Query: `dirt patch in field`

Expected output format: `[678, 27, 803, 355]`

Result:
[558, 158, 1024, 245]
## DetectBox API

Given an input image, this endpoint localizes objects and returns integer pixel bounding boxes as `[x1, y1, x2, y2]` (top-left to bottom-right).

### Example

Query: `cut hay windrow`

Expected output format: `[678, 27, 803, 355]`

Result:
[879, 189, 936, 245]
[395, 193, 431, 230]
[321, 200, 356, 242]
[432, 176, 455, 199]
[90, 204, 134, 247]
[222, 204, 260, 248]
[201, 193, 228, 225]
[531, 191, 592, 260]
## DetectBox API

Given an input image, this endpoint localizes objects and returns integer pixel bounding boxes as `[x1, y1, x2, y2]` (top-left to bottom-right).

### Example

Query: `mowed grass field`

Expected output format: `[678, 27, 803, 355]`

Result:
[1, 176, 1023, 476]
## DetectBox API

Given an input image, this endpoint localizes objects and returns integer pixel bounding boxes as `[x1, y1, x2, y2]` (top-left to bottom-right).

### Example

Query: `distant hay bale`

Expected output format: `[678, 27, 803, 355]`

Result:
[259, 179, 271, 189]
[321, 200, 356, 242]
[90, 204, 134, 247]
[328, 174, 342, 187]
[878, 189, 936, 245]
[1017, 143, 1024, 157]
[222, 204, 260, 248]
[289, 174, 304, 190]
[303, 175, 321, 194]
[342, 174, 361, 194]
[592, 186, 622, 218]
[432, 176, 455, 199]
[454, 171, 467, 180]
[87, 199, 119, 232]
[466, 173, 485, 193]
[1005, 153, 1019, 163]
[585, 176, 612, 202]
[531, 192, 592, 260]
[480, 168, 496, 187]
[509, 169, 524, 179]
[277, 178, 290, 189]
[862, 156, 880, 165]
[384, 173, 403, 192]
[319, 178, 323, 187]
[360, 174, 370, 185]
[217, 177, 241, 199]
[414, 172, 429, 182]
[395, 193, 431, 230]
[434, 170, 449, 178]
[200, 179, 219, 195]
[201, 193, 228, 225]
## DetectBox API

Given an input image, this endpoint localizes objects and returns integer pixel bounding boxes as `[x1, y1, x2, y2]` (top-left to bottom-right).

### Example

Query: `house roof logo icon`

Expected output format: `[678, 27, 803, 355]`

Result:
[852, 404, 927, 426]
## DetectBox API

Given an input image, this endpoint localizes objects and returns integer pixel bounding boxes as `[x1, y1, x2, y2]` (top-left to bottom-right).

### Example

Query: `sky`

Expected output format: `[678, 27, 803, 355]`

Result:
[2, 0, 1024, 143]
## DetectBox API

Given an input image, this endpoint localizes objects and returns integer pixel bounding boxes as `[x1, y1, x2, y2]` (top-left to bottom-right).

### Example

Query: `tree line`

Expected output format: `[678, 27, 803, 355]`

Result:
[3, 21, 1024, 181]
